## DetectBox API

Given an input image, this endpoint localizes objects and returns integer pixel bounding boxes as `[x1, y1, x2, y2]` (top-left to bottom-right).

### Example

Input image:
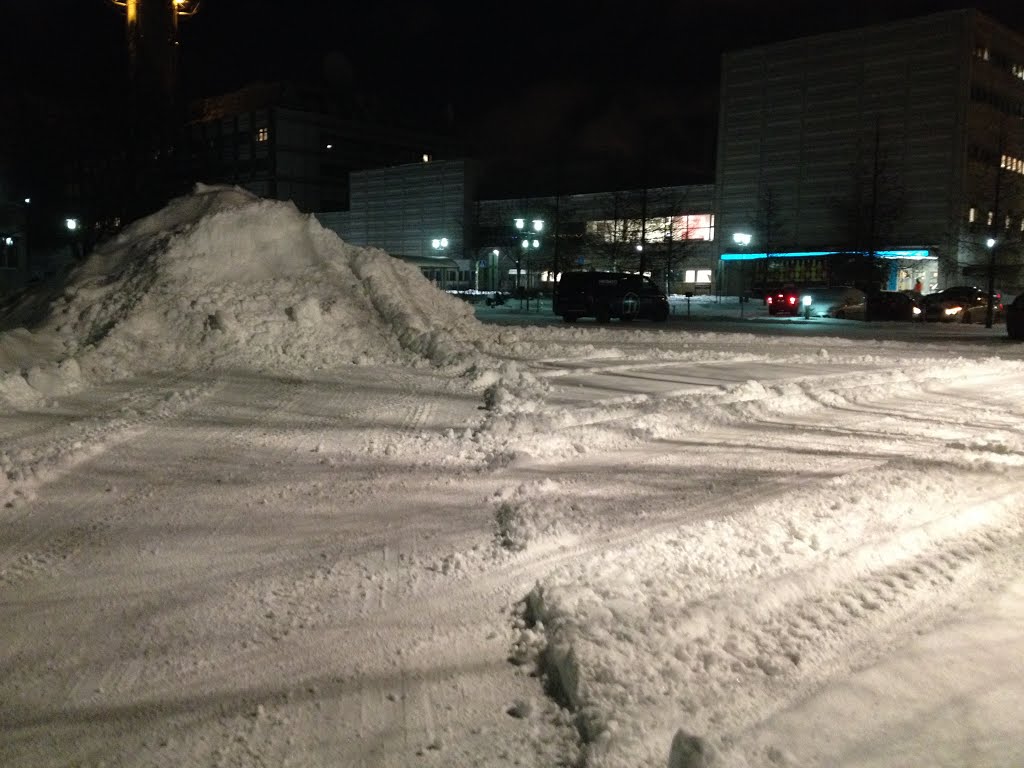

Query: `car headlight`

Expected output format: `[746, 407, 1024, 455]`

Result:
[944, 305, 962, 316]
[802, 295, 812, 307]
[912, 306, 922, 315]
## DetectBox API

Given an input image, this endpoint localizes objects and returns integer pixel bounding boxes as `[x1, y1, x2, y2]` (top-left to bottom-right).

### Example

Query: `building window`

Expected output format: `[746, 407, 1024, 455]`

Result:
[586, 213, 715, 244]
[987, 211, 994, 226]
[1003, 154, 1024, 176]
[256, 127, 269, 143]
[969, 206, 976, 223]
[684, 269, 713, 284]
[975, 45, 990, 61]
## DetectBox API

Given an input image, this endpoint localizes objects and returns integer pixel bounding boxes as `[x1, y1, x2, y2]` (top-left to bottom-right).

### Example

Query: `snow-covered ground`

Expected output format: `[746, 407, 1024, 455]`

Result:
[2, 185, 1022, 768]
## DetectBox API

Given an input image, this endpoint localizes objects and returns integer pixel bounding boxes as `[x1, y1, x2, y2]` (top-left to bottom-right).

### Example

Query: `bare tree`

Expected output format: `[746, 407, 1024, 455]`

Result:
[830, 118, 908, 291]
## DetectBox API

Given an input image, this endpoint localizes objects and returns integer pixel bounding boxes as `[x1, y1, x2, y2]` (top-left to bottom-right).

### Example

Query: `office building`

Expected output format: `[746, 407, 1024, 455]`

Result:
[715, 8, 1024, 295]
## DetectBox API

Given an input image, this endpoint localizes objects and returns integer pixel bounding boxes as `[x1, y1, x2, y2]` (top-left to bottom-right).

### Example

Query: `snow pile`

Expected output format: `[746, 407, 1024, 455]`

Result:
[0, 184, 485, 399]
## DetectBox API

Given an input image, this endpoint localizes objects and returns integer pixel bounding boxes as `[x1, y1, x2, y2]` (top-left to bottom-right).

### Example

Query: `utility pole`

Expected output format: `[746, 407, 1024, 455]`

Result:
[109, 0, 200, 217]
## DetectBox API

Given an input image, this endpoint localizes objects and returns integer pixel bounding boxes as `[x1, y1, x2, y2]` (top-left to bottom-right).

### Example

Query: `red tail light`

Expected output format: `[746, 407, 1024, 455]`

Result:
[788, 296, 797, 304]
[766, 296, 773, 304]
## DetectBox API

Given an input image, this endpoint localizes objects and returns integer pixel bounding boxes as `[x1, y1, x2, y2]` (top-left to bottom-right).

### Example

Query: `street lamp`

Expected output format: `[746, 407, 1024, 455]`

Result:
[513, 218, 544, 296]
[985, 236, 997, 327]
[733, 232, 752, 246]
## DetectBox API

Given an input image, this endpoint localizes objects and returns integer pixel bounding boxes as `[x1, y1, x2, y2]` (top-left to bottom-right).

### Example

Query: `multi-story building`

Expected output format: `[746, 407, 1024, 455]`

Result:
[715, 8, 1024, 296]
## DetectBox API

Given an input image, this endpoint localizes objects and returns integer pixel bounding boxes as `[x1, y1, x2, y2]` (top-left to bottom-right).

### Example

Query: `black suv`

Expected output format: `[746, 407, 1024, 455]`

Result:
[554, 271, 670, 323]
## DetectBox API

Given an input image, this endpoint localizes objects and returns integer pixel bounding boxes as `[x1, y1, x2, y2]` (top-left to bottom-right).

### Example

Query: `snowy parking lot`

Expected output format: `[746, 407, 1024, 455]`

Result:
[2, 186, 1023, 768]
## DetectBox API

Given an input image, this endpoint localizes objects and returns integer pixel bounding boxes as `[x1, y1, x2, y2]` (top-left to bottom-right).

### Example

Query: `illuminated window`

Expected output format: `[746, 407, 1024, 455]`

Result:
[585, 213, 715, 244]
[1002, 154, 1024, 176]
[695, 269, 712, 284]
[975, 45, 990, 61]
[987, 211, 994, 226]
[969, 207, 976, 223]
[685, 269, 696, 282]
[1006, 215, 1012, 230]
[672, 213, 715, 241]
[256, 127, 269, 143]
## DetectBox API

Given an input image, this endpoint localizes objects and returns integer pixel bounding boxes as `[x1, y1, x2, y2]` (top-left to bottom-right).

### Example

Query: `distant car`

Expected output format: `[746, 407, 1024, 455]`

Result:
[485, 291, 508, 307]
[922, 286, 1003, 323]
[863, 290, 924, 321]
[766, 286, 801, 316]
[553, 270, 669, 323]
[800, 286, 867, 318]
[1007, 294, 1024, 339]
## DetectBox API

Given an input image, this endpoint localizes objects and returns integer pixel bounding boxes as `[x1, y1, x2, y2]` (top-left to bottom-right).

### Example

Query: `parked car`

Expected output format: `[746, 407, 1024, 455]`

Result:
[1007, 294, 1024, 339]
[863, 290, 924, 321]
[922, 286, 1003, 323]
[800, 286, 867, 318]
[766, 286, 802, 316]
[553, 271, 669, 323]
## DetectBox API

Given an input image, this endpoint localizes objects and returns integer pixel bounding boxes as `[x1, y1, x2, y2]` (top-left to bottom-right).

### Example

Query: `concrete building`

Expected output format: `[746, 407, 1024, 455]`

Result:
[715, 8, 1024, 296]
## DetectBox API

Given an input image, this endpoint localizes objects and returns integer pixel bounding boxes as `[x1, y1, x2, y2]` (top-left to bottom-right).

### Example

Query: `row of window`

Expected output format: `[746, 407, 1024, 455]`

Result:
[970, 84, 1024, 119]
[974, 44, 1024, 81]
[1002, 154, 1024, 176]
[585, 214, 716, 243]
[967, 207, 1024, 232]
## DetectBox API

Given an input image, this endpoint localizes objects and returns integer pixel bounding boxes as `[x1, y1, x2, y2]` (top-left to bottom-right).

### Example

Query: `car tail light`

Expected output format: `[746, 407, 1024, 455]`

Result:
[788, 296, 797, 304]
[766, 296, 773, 305]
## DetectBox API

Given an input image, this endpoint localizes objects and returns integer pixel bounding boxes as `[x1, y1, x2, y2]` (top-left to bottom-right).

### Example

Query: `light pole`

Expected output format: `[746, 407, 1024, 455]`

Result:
[732, 232, 753, 314]
[66, 217, 82, 261]
[514, 218, 544, 305]
[431, 236, 449, 288]
[985, 237, 997, 328]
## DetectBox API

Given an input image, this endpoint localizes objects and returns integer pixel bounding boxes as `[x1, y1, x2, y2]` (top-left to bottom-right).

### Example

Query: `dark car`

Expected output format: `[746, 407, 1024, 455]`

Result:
[864, 290, 923, 321]
[553, 271, 669, 323]
[766, 286, 801, 316]
[1007, 294, 1024, 340]
[922, 286, 1003, 323]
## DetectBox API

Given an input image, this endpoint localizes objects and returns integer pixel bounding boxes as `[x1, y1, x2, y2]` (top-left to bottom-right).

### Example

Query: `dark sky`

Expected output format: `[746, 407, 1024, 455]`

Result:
[5, 1, 1024, 190]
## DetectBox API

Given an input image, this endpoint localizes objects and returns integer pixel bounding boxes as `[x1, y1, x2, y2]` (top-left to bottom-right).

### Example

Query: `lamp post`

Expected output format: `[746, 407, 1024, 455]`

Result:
[65, 217, 82, 261]
[514, 218, 544, 307]
[985, 236, 997, 328]
[431, 236, 449, 288]
[732, 232, 753, 315]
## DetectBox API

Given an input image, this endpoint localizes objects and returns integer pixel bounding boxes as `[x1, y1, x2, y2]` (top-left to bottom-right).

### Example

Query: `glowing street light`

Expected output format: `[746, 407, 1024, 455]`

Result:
[431, 237, 449, 251]
[65, 218, 79, 231]
[733, 232, 752, 246]
[513, 218, 544, 295]
[986, 237, 996, 248]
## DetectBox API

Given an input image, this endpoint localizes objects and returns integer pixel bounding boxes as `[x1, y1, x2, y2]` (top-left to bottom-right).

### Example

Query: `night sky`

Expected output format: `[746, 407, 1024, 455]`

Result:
[4, 1, 1024, 192]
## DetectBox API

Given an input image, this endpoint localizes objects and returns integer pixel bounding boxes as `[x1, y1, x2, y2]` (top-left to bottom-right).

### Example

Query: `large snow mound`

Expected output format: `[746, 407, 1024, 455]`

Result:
[0, 184, 484, 390]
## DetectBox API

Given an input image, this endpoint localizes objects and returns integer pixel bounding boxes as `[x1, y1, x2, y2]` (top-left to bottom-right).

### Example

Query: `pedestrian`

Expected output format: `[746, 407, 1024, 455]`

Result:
[913, 278, 923, 293]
